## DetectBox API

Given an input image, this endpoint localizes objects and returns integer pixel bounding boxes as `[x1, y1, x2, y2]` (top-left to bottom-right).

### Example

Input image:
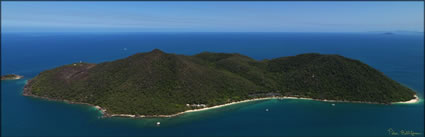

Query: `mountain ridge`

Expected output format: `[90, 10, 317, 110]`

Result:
[23, 49, 417, 116]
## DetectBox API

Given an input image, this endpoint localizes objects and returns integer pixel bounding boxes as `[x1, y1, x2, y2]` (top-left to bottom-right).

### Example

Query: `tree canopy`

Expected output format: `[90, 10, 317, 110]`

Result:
[24, 49, 416, 115]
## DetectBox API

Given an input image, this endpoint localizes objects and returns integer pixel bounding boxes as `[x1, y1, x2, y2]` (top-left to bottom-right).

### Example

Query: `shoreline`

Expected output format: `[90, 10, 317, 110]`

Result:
[151, 94, 420, 118]
[23, 79, 420, 118]
[26, 94, 421, 118]
[1, 74, 24, 80]
[392, 95, 420, 104]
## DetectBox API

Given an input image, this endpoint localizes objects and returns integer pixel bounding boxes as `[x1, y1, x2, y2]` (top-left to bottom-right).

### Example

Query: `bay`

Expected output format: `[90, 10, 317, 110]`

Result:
[1, 32, 423, 136]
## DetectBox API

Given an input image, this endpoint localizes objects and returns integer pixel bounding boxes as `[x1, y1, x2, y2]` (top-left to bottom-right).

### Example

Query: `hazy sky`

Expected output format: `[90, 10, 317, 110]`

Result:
[1, 2, 424, 32]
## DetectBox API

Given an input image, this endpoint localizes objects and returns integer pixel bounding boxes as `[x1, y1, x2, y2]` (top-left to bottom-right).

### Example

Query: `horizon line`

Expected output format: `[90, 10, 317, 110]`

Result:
[2, 31, 424, 33]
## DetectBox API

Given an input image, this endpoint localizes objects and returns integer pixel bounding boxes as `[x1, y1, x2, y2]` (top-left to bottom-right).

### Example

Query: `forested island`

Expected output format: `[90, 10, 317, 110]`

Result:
[2, 74, 23, 80]
[23, 49, 417, 117]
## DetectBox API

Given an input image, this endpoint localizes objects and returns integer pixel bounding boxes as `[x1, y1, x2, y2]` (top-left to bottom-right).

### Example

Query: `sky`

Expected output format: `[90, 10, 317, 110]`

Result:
[1, 2, 424, 32]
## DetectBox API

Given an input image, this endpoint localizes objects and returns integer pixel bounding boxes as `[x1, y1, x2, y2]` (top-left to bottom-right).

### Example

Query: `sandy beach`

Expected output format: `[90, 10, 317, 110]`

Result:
[24, 79, 420, 118]
[392, 95, 420, 104]
[173, 94, 420, 116]
[93, 94, 421, 118]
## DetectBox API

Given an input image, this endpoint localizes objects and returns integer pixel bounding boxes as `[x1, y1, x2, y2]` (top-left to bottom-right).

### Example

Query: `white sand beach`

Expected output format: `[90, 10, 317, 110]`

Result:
[393, 95, 420, 104]
[94, 94, 421, 118]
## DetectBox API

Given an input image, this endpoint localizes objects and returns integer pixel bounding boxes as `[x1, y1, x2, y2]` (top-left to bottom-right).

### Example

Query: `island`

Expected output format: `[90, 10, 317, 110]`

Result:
[383, 32, 394, 35]
[23, 49, 418, 118]
[2, 74, 23, 80]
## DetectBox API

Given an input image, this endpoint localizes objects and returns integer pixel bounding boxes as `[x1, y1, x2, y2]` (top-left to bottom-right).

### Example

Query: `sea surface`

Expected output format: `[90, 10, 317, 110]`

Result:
[1, 32, 424, 136]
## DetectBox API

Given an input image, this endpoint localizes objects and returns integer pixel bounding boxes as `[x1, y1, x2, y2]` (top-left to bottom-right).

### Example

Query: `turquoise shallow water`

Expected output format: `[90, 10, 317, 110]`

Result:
[1, 32, 424, 136]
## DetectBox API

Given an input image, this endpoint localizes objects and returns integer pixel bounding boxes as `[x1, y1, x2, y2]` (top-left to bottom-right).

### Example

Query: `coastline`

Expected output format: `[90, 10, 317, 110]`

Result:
[156, 95, 420, 118]
[1, 75, 24, 80]
[79, 94, 422, 118]
[392, 95, 420, 104]
[23, 79, 420, 118]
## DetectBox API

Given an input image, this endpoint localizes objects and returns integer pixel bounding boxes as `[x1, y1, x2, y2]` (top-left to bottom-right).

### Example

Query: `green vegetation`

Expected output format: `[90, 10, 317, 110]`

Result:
[24, 49, 416, 115]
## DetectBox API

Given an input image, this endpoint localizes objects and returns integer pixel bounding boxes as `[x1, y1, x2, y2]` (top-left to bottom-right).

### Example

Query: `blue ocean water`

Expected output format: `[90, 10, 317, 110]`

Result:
[1, 32, 424, 136]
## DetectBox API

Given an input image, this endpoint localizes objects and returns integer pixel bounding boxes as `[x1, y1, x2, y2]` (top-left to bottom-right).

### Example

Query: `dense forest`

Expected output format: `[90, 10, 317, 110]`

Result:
[24, 49, 416, 115]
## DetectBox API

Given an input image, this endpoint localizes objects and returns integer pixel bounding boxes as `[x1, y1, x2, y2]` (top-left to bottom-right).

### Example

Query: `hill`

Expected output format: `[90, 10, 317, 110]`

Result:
[23, 49, 417, 116]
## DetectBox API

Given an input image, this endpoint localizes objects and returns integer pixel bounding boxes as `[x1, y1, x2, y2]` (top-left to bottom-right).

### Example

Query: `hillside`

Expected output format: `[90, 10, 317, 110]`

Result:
[23, 49, 416, 116]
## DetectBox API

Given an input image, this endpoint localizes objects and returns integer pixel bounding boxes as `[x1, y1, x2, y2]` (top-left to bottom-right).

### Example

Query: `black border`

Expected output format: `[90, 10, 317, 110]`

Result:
[0, 1, 424, 137]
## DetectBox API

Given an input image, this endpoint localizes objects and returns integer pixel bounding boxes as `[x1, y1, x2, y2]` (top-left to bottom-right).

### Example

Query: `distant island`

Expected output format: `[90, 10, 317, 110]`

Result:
[2, 74, 23, 80]
[23, 49, 418, 118]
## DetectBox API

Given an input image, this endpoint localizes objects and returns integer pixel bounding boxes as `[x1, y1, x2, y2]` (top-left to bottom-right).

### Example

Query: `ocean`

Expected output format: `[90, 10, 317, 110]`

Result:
[1, 32, 424, 136]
